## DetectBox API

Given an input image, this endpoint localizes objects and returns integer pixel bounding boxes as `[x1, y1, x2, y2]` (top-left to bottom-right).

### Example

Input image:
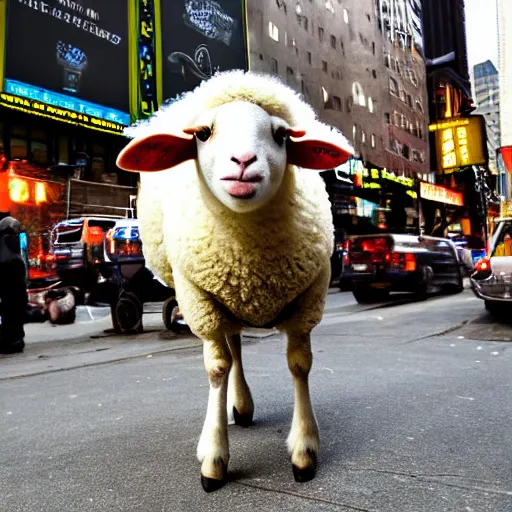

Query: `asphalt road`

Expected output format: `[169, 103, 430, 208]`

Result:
[1, 288, 512, 512]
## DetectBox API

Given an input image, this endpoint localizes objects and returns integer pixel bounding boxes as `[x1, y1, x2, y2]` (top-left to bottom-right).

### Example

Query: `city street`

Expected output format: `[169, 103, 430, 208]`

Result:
[1, 287, 512, 512]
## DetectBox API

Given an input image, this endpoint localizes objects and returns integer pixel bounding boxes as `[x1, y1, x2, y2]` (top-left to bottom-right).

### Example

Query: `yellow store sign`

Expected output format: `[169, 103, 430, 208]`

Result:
[434, 116, 487, 172]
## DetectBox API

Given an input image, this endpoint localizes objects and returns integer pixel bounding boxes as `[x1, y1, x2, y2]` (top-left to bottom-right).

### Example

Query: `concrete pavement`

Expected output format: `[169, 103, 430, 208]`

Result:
[1, 289, 512, 511]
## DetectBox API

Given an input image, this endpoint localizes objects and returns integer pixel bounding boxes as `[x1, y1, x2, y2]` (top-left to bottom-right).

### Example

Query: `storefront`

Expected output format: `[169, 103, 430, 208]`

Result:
[322, 158, 421, 237]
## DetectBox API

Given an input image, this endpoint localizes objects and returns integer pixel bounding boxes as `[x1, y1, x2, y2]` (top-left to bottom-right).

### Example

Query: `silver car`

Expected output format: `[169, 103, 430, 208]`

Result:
[471, 217, 512, 313]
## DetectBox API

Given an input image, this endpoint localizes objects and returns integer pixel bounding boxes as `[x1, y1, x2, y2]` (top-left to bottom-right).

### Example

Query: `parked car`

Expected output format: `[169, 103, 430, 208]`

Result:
[341, 234, 464, 303]
[470, 217, 512, 315]
[49, 217, 119, 290]
[101, 218, 188, 334]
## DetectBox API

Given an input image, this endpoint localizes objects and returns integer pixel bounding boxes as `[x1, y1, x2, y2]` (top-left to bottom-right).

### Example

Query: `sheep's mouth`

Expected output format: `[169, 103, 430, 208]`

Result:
[221, 178, 260, 199]
[220, 175, 263, 183]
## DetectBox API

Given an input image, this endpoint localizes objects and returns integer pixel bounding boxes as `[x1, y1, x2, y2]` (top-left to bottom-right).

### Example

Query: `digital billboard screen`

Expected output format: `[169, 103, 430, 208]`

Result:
[4, 0, 130, 130]
[161, 0, 248, 103]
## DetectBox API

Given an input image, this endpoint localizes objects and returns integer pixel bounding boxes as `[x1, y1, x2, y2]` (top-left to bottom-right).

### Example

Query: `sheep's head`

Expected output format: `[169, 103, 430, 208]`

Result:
[117, 100, 353, 213]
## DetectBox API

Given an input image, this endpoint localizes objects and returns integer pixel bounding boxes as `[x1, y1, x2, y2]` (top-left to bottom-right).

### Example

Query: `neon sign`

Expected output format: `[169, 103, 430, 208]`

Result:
[0, 92, 125, 134]
[420, 182, 463, 206]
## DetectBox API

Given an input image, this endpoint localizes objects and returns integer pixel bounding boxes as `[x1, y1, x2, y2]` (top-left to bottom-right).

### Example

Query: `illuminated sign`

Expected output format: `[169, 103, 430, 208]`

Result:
[428, 118, 470, 132]
[161, 0, 248, 102]
[336, 158, 416, 189]
[434, 116, 487, 171]
[4, 0, 131, 131]
[420, 182, 464, 206]
[0, 92, 125, 134]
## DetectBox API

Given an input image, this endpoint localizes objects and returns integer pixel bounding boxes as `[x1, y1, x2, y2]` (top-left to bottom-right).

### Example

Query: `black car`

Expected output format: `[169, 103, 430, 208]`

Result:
[341, 234, 464, 303]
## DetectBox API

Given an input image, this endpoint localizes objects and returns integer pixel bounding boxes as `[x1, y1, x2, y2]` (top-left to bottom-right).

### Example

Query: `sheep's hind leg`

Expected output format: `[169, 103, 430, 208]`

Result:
[226, 333, 254, 427]
[197, 336, 232, 492]
[286, 331, 319, 483]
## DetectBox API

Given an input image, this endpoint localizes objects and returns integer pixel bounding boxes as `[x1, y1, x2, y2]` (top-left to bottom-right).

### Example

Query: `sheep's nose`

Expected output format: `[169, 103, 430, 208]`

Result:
[231, 153, 258, 169]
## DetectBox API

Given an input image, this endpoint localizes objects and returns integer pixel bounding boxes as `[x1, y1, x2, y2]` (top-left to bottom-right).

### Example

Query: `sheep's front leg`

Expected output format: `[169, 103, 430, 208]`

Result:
[286, 331, 319, 482]
[227, 333, 254, 427]
[197, 335, 232, 492]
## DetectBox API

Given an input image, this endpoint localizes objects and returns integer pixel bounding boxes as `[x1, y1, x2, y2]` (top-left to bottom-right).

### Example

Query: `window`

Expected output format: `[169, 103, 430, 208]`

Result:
[307, 51, 312, 65]
[286, 67, 294, 84]
[270, 58, 278, 74]
[416, 100, 424, 113]
[389, 77, 399, 96]
[384, 54, 391, 68]
[10, 138, 28, 159]
[31, 141, 48, 165]
[352, 82, 366, 106]
[269, 22, 279, 41]
[343, 8, 349, 23]
[402, 145, 410, 160]
[321, 86, 329, 106]
[301, 80, 306, 95]
[372, 69, 377, 79]
[303, 16, 309, 31]
[322, 60, 328, 73]
[395, 60, 401, 75]
[371, 134, 376, 148]
[331, 35, 336, 49]
[372, 42, 376, 54]
[385, 112, 390, 124]
[361, 131, 366, 144]
[318, 27, 324, 41]
[332, 96, 341, 111]
[407, 94, 413, 108]
[352, 125, 357, 140]
[368, 97, 374, 113]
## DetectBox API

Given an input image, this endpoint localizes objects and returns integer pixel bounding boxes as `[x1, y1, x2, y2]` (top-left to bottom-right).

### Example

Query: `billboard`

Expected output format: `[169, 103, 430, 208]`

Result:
[160, 0, 248, 102]
[3, 0, 132, 133]
[430, 116, 487, 172]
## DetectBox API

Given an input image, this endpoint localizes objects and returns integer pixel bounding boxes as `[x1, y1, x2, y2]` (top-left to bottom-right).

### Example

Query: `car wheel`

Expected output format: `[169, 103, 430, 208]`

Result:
[163, 297, 190, 333]
[443, 268, 464, 295]
[353, 287, 389, 304]
[111, 291, 143, 334]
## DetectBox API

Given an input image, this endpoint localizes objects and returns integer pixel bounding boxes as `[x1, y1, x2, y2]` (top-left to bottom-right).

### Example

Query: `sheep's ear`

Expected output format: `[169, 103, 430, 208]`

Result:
[117, 133, 196, 172]
[287, 129, 353, 170]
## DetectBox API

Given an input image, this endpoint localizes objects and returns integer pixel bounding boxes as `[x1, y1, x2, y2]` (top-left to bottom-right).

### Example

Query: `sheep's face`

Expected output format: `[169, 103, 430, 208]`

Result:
[117, 98, 354, 212]
[189, 102, 292, 212]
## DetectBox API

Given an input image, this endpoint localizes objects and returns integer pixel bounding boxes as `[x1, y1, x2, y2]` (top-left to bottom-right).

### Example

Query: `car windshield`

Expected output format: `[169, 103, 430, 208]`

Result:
[53, 222, 84, 244]
[492, 222, 512, 257]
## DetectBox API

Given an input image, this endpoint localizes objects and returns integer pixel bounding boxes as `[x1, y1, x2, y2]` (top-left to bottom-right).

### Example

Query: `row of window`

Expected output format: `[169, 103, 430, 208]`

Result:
[384, 110, 424, 139]
[352, 125, 377, 148]
[385, 54, 419, 88]
[389, 77, 424, 113]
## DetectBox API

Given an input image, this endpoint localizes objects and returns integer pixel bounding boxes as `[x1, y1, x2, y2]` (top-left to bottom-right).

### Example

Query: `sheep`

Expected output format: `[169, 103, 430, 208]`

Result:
[116, 70, 354, 492]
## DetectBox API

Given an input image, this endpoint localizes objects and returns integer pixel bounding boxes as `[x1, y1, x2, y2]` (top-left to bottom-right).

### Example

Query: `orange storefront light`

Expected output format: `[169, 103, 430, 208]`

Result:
[8, 177, 30, 204]
[35, 182, 47, 204]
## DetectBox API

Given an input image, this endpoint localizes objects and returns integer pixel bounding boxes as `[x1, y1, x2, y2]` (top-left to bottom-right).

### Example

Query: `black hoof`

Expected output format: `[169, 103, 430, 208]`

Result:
[233, 407, 253, 427]
[201, 474, 227, 493]
[292, 464, 316, 483]
[292, 450, 317, 483]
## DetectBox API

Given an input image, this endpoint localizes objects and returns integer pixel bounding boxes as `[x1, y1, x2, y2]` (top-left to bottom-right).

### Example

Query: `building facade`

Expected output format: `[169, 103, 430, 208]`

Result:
[420, 0, 489, 246]
[472, 60, 500, 176]
[247, 0, 430, 178]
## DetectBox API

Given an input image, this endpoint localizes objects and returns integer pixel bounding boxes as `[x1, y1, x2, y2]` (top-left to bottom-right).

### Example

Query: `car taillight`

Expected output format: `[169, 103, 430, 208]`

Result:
[388, 252, 416, 272]
[404, 253, 416, 272]
[475, 257, 491, 272]
[343, 240, 350, 266]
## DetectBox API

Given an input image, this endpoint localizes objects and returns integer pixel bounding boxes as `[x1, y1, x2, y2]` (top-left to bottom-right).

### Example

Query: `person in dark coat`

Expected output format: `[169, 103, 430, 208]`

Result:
[0, 213, 28, 354]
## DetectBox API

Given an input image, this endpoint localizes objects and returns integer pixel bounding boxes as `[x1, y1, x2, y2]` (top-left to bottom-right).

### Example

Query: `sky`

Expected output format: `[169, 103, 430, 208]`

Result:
[464, 0, 499, 71]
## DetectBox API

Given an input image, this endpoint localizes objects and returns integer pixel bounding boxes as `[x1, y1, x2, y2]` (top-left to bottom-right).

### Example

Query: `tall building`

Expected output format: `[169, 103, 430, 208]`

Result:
[248, 0, 430, 179]
[421, 0, 489, 246]
[248, 0, 431, 234]
[497, 0, 512, 197]
[472, 60, 500, 176]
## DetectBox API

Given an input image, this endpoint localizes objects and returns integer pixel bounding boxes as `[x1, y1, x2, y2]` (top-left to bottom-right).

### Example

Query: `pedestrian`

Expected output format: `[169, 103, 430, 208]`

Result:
[0, 213, 28, 354]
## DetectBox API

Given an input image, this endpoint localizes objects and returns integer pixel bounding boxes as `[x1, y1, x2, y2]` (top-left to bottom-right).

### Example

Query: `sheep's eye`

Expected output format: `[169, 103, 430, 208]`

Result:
[195, 127, 211, 142]
[273, 127, 289, 147]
